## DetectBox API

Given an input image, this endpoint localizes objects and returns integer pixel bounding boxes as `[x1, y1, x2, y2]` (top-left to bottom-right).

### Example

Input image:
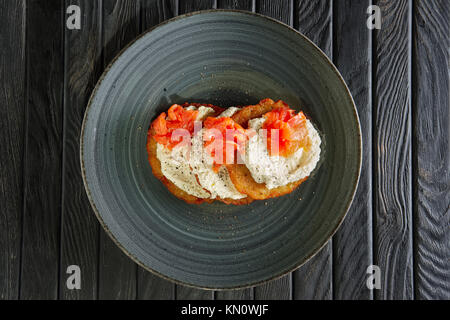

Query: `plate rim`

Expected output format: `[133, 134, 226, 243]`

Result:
[80, 9, 362, 290]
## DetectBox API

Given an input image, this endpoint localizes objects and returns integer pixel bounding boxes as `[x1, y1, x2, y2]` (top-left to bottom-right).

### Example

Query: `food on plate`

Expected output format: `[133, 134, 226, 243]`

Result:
[147, 98, 322, 204]
[148, 103, 252, 205]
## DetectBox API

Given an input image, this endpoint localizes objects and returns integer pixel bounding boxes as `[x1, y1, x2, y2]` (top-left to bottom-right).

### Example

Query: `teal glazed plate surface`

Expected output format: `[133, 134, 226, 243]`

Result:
[81, 10, 361, 289]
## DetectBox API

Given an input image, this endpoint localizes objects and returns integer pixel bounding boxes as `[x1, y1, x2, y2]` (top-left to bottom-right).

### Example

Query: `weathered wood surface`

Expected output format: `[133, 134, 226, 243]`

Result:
[98, 0, 140, 300]
[1, 0, 448, 300]
[332, 0, 373, 300]
[292, 0, 333, 300]
[373, 0, 413, 299]
[217, 0, 253, 11]
[59, 0, 102, 300]
[412, 0, 450, 300]
[20, 0, 64, 300]
[0, 0, 26, 300]
[179, 0, 215, 13]
[137, 0, 177, 300]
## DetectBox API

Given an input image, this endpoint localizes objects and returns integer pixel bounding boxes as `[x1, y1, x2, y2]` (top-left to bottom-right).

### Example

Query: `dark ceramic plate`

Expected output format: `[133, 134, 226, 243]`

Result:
[81, 10, 361, 289]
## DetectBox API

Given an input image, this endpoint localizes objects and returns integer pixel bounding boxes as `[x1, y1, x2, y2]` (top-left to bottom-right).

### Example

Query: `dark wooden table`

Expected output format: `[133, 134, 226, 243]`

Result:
[1, 0, 448, 300]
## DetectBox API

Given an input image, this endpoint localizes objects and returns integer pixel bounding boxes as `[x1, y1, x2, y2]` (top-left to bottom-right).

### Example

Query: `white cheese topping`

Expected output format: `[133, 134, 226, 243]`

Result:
[190, 127, 246, 200]
[156, 106, 245, 200]
[156, 143, 210, 198]
[244, 117, 321, 189]
[189, 107, 246, 199]
[187, 105, 215, 120]
[217, 106, 241, 118]
[156, 106, 215, 198]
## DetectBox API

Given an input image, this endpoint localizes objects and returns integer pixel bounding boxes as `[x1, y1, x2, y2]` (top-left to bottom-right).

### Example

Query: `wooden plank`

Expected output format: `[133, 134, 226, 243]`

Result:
[251, 0, 294, 301]
[179, 0, 215, 14]
[98, 0, 140, 300]
[412, 0, 450, 300]
[254, 276, 291, 300]
[0, 0, 26, 300]
[59, 0, 102, 300]
[214, 0, 255, 301]
[217, 0, 253, 11]
[175, 285, 214, 300]
[141, 0, 177, 31]
[332, 0, 373, 300]
[20, 0, 64, 299]
[292, 0, 333, 300]
[256, 0, 293, 26]
[373, 0, 413, 299]
[215, 288, 253, 300]
[137, 269, 174, 300]
[136, 0, 177, 300]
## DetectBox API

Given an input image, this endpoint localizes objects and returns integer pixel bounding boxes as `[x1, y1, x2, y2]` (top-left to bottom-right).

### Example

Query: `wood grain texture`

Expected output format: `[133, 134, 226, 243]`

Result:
[98, 0, 140, 300]
[137, 270, 174, 300]
[20, 0, 64, 299]
[374, 0, 413, 299]
[332, 0, 373, 300]
[59, 0, 103, 300]
[252, 0, 294, 301]
[179, 0, 216, 13]
[137, 0, 177, 300]
[217, 0, 253, 11]
[214, 0, 255, 301]
[296, 0, 331, 52]
[175, 286, 213, 300]
[0, 0, 26, 300]
[215, 288, 254, 300]
[256, 0, 293, 26]
[141, 0, 177, 32]
[1, 0, 445, 301]
[292, 0, 333, 300]
[254, 276, 291, 300]
[412, 0, 450, 300]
